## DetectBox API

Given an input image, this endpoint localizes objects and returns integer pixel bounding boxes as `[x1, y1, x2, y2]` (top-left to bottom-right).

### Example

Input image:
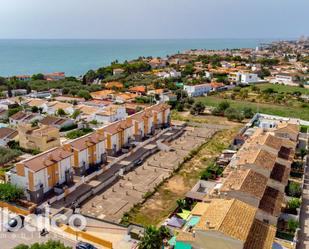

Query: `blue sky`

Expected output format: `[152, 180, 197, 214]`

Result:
[0, 0, 308, 39]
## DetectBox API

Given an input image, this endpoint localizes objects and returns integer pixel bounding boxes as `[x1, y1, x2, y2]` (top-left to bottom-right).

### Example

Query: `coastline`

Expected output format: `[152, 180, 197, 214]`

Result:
[0, 38, 277, 77]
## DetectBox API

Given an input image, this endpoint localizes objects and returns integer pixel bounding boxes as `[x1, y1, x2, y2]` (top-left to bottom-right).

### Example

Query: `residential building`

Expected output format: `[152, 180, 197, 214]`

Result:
[148, 103, 171, 129]
[18, 124, 60, 152]
[104, 81, 124, 90]
[129, 86, 146, 95]
[44, 101, 74, 115]
[100, 119, 133, 156]
[94, 105, 127, 124]
[3, 89, 28, 97]
[131, 110, 154, 141]
[63, 132, 106, 176]
[90, 90, 114, 100]
[183, 83, 212, 97]
[44, 72, 65, 81]
[40, 116, 75, 130]
[0, 127, 18, 146]
[6, 147, 74, 203]
[25, 98, 48, 110]
[228, 72, 261, 84]
[176, 198, 276, 249]
[0, 108, 8, 120]
[148, 58, 167, 69]
[9, 111, 42, 126]
[272, 74, 297, 85]
[113, 68, 125, 75]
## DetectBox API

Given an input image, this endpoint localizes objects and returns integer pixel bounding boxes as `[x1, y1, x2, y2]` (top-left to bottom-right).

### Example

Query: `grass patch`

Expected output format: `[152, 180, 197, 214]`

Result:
[257, 83, 309, 95]
[197, 96, 309, 120]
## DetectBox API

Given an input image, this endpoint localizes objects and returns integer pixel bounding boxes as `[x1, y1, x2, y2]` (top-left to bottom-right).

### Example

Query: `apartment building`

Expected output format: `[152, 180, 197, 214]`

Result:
[18, 124, 60, 152]
[101, 119, 134, 156]
[63, 132, 106, 176]
[6, 147, 74, 203]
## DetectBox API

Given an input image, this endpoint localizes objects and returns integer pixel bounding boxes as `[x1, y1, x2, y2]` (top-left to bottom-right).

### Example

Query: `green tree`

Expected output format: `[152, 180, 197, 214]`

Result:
[31, 106, 39, 113]
[224, 107, 244, 122]
[243, 107, 254, 118]
[190, 101, 205, 115]
[138, 226, 170, 249]
[71, 110, 81, 120]
[83, 70, 97, 83]
[77, 90, 92, 100]
[32, 73, 44, 81]
[57, 108, 67, 116]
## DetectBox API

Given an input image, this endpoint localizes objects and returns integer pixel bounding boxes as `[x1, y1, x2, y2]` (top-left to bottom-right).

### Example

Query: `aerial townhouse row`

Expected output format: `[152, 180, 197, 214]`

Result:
[176, 123, 299, 249]
[6, 103, 171, 203]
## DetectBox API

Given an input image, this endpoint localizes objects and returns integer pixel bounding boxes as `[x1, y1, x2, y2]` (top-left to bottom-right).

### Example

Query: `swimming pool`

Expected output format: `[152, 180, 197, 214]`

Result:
[186, 216, 200, 227]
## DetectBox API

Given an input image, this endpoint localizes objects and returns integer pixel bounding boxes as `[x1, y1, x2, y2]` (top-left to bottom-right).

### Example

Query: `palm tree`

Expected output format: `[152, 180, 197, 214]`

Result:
[138, 226, 161, 249]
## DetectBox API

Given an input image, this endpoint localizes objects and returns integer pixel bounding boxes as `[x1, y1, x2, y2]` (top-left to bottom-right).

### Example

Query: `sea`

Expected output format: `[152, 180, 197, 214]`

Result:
[0, 39, 276, 77]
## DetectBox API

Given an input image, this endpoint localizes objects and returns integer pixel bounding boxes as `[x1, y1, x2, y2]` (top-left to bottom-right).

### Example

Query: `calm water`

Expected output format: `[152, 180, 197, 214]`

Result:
[0, 39, 275, 77]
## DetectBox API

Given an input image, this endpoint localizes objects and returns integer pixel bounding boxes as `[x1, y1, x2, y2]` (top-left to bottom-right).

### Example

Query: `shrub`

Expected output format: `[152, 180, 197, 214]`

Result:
[287, 181, 302, 198]
[287, 219, 299, 233]
[66, 128, 94, 139]
[14, 240, 72, 249]
[287, 198, 301, 210]
[0, 183, 24, 202]
[0, 147, 22, 165]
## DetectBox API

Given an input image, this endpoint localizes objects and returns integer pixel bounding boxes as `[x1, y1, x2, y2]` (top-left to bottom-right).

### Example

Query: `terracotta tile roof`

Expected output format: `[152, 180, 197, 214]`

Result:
[26, 98, 47, 107]
[221, 169, 268, 199]
[246, 130, 283, 150]
[10, 111, 28, 121]
[190, 202, 210, 216]
[104, 81, 124, 89]
[76, 105, 100, 115]
[22, 147, 73, 172]
[131, 110, 153, 122]
[129, 86, 146, 93]
[114, 93, 138, 100]
[195, 198, 256, 242]
[237, 148, 276, 171]
[148, 103, 170, 112]
[270, 163, 290, 185]
[90, 90, 114, 99]
[0, 127, 18, 139]
[69, 132, 105, 151]
[276, 123, 299, 135]
[47, 101, 73, 110]
[41, 116, 67, 126]
[244, 219, 276, 249]
[258, 186, 284, 216]
[103, 119, 133, 135]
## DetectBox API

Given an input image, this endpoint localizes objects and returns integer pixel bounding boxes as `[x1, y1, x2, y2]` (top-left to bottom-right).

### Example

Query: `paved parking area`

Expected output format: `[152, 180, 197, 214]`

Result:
[80, 126, 217, 223]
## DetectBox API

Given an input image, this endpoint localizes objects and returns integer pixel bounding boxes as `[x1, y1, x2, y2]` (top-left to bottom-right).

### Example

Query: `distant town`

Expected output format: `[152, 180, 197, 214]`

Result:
[0, 37, 309, 249]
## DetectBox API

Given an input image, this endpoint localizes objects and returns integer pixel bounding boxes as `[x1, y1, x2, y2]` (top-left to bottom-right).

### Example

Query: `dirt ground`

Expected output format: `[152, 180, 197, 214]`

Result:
[126, 115, 242, 226]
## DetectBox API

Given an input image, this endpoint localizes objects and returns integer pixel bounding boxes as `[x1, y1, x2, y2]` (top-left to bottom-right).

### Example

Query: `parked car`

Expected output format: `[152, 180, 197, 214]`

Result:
[76, 241, 97, 249]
